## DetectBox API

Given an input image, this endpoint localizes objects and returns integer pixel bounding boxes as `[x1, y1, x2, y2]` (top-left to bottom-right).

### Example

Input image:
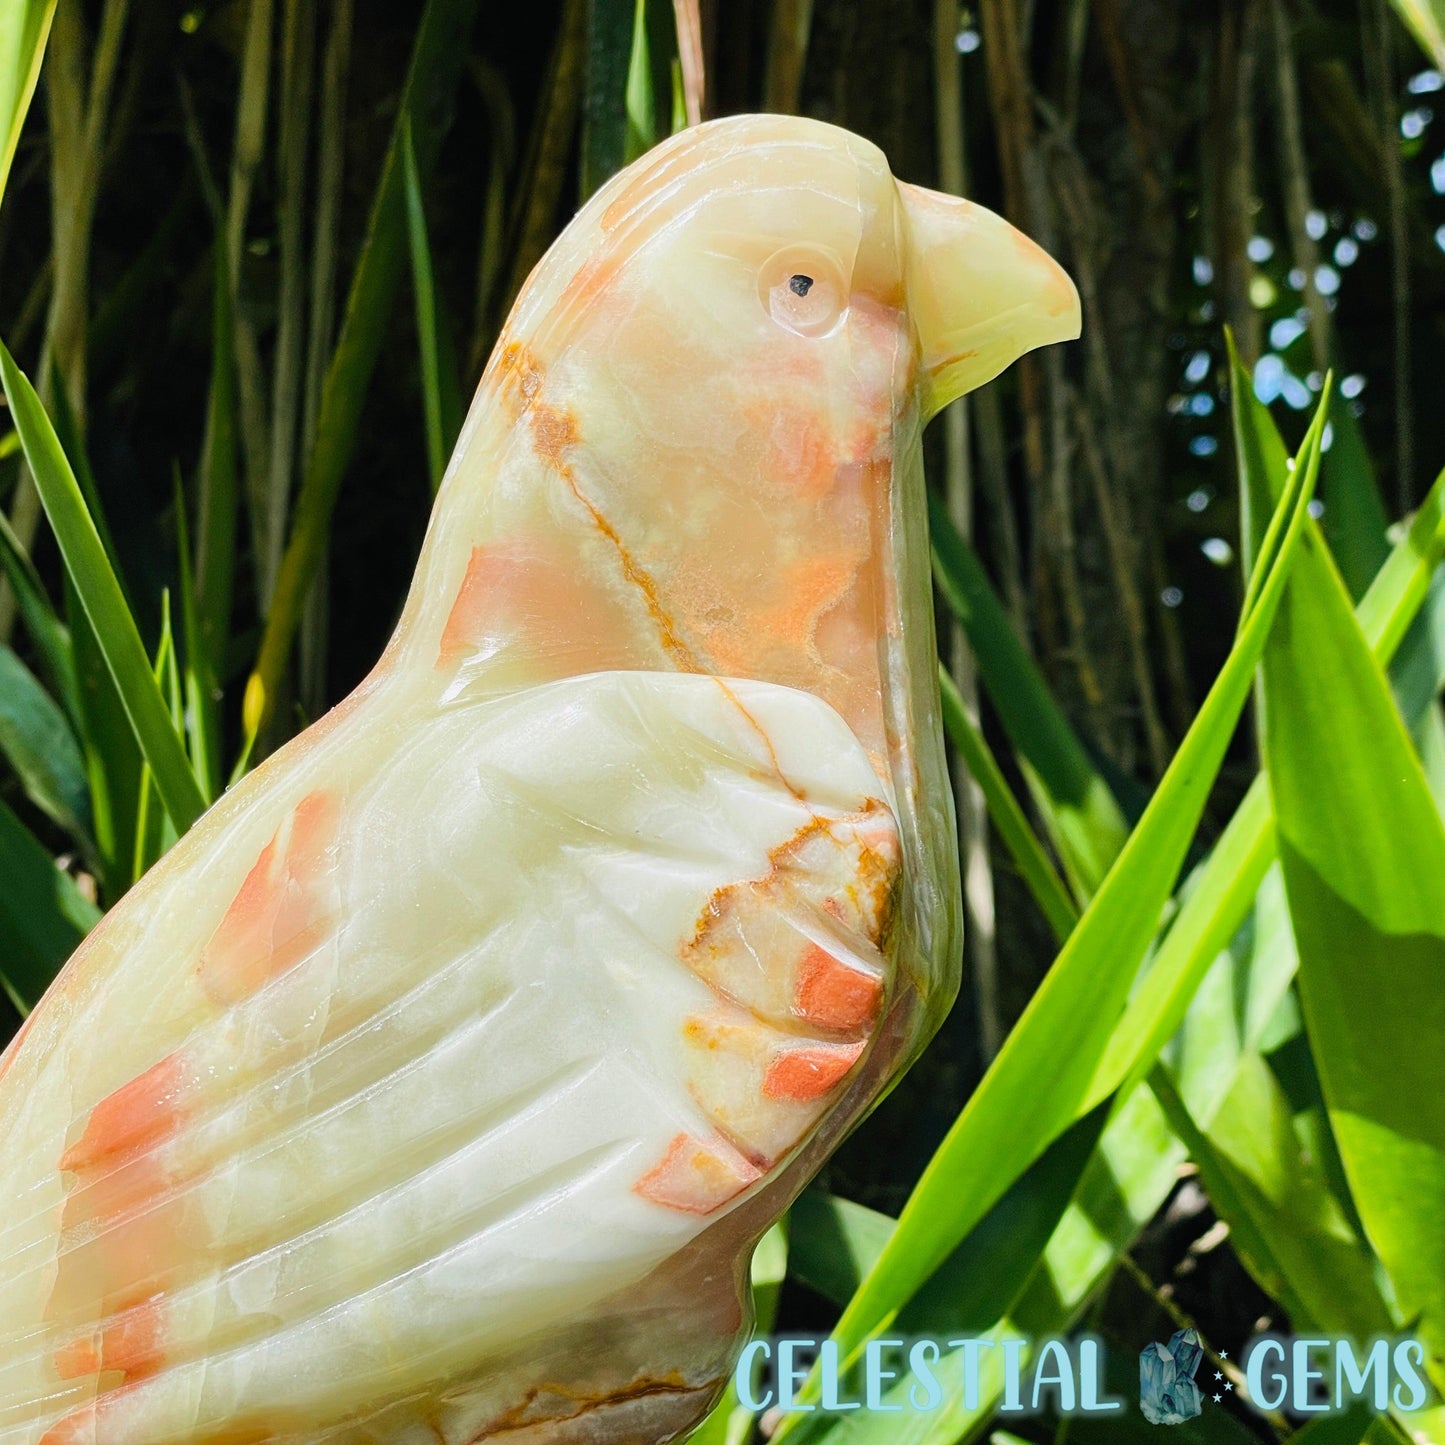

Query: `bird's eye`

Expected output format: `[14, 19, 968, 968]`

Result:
[760, 247, 846, 338]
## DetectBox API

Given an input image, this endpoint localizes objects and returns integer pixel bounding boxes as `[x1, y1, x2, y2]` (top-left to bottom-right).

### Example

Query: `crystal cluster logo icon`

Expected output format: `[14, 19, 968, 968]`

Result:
[1139, 1327, 1205, 1424]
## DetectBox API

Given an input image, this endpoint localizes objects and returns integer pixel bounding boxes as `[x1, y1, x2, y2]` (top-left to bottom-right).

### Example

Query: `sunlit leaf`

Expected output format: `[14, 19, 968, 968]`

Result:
[0, 0, 56, 205]
[0, 338, 205, 835]
[776, 397, 1325, 1427]
[1255, 446, 1445, 1393]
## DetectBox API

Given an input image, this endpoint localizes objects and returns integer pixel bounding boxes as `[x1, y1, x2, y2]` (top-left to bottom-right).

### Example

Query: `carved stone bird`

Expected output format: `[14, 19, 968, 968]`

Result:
[0, 114, 1079, 1443]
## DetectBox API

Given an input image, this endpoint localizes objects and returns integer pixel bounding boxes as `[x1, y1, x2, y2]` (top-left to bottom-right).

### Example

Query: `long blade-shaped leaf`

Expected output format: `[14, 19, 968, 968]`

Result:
[401, 120, 463, 491]
[1149, 1060, 1391, 1336]
[0, 339, 205, 834]
[776, 396, 1326, 1420]
[0, 795, 98, 1014]
[0, 506, 77, 724]
[581, 0, 637, 198]
[939, 663, 1076, 943]
[0, 0, 56, 204]
[1255, 462, 1445, 1387]
[1388, 0, 1445, 71]
[247, 0, 481, 738]
[0, 644, 91, 848]
[927, 492, 1129, 900]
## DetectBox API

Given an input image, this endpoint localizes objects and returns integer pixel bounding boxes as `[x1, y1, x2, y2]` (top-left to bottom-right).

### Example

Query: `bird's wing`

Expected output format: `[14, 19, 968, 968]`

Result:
[0, 670, 900, 1445]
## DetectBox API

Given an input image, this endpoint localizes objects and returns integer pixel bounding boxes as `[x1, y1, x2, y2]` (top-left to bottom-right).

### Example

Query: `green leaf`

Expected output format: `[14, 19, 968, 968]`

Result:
[0, 644, 92, 848]
[927, 492, 1129, 901]
[790, 1192, 897, 1308]
[1150, 1059, 1391, 1336]
[173, 470, 217, 804]
[582, 0, 639, 198]
[583, 0, 658, 199]
[623, 0, 656, 163]
[247, 0, 482, 738]
[0, 338, 206, 835]
[1289, 1404, 1418, 1445]
[820, 441, 1445, 1445]
[46, 354, 127, 598]
[132, 591, 183, 882]
[1322, 397, 1392, 602]
[1086, 457, 1445, 1122]
[778, 397, 1326, 1424]
[0, 794, 98, 1014]
[1387, 0, 1445, 72]
[1257, 456, 1445, 1390]
[0, 0, 56, 205]
[0, 505, 78, 725]
[402, 120, 464, 492]
[67, 570, 140, 900]
[939, 664, 1077, 943]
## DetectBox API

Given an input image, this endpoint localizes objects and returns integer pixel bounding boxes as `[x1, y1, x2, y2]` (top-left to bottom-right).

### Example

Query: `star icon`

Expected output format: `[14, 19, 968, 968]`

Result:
[1225, 1382, 1234, 1392]
[1213, 1394, 1222, 1403]
[1214, 1372, 1222, 1380]
[1219, 1352, 1229, 1359]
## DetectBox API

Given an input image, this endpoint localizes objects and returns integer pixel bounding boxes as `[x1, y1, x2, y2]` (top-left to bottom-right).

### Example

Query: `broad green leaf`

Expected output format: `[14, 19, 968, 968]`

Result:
[790, 1192, 897, 1308]
[0, 506, 77, 725]
[248, 0, 481, 738]
[1233, 348, 1445, 1384]
[817, 438, 1445, 1445]
[0, 0, 56, 204]
[0, 644, 91, 848]
[1087, 458, 1445, 1120]
[927, 492, 1129, 901]
[0, 338, 206, 835]
[776, 399, 1325, 1425]
[402, 120, 464, 492]
[1150, 1060, 1390, 1336]
[1258, 480, 1445, 1390]
[796, 812, 1306, 1445]
[791, 1105, 1105, 1333]
[939, 664, 1076, 943]
[0, 794, 98, 1014]
[1048, 1344, 1261, 1444]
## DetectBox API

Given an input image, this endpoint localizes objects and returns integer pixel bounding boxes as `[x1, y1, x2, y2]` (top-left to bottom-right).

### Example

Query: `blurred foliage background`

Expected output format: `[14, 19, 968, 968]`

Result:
[3, 1, 1445, 1441]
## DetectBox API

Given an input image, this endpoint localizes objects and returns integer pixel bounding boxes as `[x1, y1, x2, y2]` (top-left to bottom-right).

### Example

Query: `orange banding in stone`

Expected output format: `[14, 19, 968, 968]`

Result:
[634, 1131, 761, 1214]
[198, 790, 340, 1005]
[793, 944, 882, 1032]
[762, 1041, 865, 1102]
[61, 1053, 186, 1174]
[54, 1295, 165, 1381]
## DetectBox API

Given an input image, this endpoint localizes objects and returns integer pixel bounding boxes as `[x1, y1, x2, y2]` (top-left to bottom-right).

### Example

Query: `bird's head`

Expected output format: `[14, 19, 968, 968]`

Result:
[409, 113, 1078, 1030]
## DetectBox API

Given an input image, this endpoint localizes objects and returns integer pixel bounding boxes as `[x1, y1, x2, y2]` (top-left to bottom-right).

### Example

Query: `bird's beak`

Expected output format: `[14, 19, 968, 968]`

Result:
[898, 181, 1082, 419]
